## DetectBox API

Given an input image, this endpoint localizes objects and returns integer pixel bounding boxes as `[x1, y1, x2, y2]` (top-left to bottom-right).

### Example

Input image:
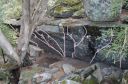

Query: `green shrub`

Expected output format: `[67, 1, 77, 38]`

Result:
[0, 0, 19, 46]
[96, 27, 128, 63]
[0, 0, 22, 22]
[123, 0, 128, 9]
[0, 24, 17, 46]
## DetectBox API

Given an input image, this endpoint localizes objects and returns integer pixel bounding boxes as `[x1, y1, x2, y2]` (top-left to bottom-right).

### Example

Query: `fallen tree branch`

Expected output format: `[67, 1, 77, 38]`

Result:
[0, 30, 20, 65]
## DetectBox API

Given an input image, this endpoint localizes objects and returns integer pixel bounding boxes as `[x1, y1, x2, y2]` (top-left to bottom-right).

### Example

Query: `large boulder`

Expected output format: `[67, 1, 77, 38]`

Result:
[83, 0, 122, 21]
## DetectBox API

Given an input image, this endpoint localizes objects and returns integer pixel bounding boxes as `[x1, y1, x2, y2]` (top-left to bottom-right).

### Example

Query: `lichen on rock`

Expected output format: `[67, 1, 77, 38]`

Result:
[84, 0, 122, 21]
[47, 0, 84, 18]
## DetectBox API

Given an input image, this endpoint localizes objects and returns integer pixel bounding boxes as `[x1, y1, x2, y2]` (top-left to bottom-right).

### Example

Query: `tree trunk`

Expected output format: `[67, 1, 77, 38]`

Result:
[17, 0, 30, 63]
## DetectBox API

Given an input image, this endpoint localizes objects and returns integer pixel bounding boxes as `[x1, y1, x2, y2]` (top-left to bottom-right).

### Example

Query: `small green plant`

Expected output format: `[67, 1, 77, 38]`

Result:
[123, 0, 128, 9]
[96, 27, 128, 64]
[0, 24, 17, 46]
[0, 0, 21, 22]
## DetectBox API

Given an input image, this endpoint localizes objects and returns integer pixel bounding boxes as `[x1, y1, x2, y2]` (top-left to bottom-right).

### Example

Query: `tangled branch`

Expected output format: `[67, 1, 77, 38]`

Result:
[32, 25, 87, 58]
[67, 26, 87, 58]
[90, 28, 114, 64]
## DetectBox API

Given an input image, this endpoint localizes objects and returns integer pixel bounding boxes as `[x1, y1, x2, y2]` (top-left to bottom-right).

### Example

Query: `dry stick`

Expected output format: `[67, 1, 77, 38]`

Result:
[34, 31, 63, 57]
[31, 0, 42, 21]
[36, 30, 64, 55]
[90, 28, 113, 64]
[1, 48, 8, 63]
[68, 33, 76, 58]
[66, 26, 76, 58]
[39, 30, 64, 54]
[67, 26, 87, 58]
[29, 33, 39, 47]
[30, 40, 39, 47]
[75, 26, 87, 47]
[119, 28, 128, 68]
[34, 32, 63, 57]
[63, 27, 66, 57]
[9, 24, 18, 33]
[119, 53, 125, 68]
[30, 0, 48, 39]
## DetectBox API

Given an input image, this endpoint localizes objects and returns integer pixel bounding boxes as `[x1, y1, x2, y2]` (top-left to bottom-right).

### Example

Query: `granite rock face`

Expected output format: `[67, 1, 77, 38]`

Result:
[83, 0, 122, 21]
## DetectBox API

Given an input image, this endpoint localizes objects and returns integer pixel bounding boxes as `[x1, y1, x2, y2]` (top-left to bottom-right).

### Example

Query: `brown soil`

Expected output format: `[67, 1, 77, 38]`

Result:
[35, 52, 90, 69]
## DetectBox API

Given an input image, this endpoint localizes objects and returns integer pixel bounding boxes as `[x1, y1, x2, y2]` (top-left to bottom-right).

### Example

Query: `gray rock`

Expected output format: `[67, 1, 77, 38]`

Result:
[60, 63, 122, 83]
[29, 45, 42, 57]
[92, 63, 122, 83]
[54, 80, 81, 84]
[37, 25, 60, 32]
[33, 72, 52, 83]
[62, 64, 76, 74]
[19, 66, 43, 84]
[83, 0, 122, 21]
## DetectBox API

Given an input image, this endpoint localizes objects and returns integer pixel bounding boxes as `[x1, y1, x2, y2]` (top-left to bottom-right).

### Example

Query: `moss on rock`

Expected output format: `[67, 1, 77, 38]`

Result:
[48, 0, 84, 18]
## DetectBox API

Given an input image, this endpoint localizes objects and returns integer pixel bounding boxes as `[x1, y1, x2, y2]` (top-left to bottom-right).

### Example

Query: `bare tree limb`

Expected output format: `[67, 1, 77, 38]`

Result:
[0, 30, 20, 65]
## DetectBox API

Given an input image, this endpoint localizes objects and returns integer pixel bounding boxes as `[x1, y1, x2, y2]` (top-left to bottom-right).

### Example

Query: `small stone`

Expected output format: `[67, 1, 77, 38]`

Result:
[92, 63, 122, 83]
[29, 45, 42, 57]
[33, 72, 52, 83]
[62, 64, 76, 74]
